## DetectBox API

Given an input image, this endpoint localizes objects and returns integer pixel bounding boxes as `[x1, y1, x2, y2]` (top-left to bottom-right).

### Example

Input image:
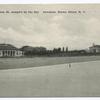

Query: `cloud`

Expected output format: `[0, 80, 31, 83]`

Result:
[0, 6, 100, 50]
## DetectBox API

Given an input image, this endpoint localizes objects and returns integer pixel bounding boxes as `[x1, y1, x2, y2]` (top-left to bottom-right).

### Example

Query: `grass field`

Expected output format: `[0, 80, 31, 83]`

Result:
[0, 60, 100, 96]
[0, 56, 100, 69]
[0, 56, 100, 97]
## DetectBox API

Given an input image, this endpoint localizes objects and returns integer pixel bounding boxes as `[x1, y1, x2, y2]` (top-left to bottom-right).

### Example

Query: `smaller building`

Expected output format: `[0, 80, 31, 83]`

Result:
[89, 44, 100, 53]
[20, 46, 47, 56]
[0, 44, 23, 57]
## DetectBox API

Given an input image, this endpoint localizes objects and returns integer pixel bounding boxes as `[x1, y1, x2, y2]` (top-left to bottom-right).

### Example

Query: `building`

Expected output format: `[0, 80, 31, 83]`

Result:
[0, 44, 23, 57]
[89, 44, 100, 53]
[20, 46, 47, 55]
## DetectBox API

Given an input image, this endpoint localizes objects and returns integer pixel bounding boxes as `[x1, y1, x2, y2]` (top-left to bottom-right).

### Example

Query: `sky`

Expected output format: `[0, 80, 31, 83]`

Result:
[0, 4, 100, 50]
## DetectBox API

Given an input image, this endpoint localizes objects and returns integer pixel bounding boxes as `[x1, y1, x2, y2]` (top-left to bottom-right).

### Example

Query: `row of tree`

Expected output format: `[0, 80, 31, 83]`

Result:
[20, 45, 99, 57]
[20, 46, 69, 56]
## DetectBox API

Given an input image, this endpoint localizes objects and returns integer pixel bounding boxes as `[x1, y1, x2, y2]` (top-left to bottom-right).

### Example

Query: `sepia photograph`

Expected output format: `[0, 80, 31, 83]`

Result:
[0, 4, 100, 97]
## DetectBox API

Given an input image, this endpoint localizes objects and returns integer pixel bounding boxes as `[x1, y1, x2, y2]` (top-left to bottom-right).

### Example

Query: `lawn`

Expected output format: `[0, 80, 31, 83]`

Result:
[0, 60, 100, 96]
[0, 56, 100, 69]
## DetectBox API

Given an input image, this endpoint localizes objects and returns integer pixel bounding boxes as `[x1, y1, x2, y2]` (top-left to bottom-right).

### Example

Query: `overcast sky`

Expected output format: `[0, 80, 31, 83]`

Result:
[0, 4, 100, 50]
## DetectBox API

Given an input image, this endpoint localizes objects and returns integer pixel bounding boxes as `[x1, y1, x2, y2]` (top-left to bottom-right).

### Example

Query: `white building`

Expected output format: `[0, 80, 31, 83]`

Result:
[0, 44, 23, 57]
[89, 44, 100, 53]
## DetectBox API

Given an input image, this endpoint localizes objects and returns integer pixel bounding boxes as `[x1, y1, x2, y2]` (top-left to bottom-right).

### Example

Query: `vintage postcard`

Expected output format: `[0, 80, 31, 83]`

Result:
[0, 4, 100, 97]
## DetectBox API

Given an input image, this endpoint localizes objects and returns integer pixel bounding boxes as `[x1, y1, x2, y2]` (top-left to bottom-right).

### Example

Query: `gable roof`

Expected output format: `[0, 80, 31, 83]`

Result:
[89, 45, 100, 48]
[0, 44, 19, 50]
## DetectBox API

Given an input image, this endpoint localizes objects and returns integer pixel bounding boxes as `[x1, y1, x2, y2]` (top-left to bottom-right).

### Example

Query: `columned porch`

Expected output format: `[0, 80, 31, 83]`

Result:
[0, 50, 19, 57]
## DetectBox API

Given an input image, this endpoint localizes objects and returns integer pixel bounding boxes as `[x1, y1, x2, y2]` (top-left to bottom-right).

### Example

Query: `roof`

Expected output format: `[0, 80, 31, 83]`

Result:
[90, 45, 100, 48]
[20, 46, 34, 51]
[94, 45, 100, 47]
[20, 46, 46, 51]
[0, 44, 19, 50]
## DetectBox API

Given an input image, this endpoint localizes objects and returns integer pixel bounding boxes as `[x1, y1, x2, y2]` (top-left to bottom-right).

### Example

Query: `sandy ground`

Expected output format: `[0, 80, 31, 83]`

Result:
[0, 60, 100, 97]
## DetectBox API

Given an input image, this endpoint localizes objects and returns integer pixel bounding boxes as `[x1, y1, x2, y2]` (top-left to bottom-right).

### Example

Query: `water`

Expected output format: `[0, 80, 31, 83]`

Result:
[0, 60, 100, 97]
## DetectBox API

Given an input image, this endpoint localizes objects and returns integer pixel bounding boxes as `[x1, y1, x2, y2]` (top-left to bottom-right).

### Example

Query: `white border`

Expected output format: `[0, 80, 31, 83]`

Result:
[0, 1, 99, 100]
[0, 98, 100, 100]
[0, 0, 99, 4]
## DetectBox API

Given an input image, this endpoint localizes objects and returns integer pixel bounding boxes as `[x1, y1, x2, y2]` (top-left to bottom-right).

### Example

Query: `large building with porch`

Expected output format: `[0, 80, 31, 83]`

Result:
[0, 44, 23, 57]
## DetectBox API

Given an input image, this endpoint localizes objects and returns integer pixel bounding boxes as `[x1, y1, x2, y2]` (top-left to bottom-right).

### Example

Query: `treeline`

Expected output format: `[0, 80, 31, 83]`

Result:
[20, 46, 100, 57]
[20, 46, 69, 56]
